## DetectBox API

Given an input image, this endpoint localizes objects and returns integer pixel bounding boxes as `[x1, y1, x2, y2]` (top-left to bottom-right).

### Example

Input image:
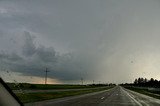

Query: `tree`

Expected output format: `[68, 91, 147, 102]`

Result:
[134, 79, 138, 84]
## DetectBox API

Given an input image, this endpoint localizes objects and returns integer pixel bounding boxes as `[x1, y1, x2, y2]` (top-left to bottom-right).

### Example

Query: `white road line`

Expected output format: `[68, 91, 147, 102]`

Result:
[122, 88, 142, 106]
[101, 97, 105, 99]
[125, 88, 151, 106]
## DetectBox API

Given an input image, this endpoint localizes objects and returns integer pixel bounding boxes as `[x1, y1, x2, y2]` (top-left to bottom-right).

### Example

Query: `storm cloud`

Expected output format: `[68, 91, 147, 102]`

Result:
[1, 0, 160, 83]
[0, 32, 96, 82]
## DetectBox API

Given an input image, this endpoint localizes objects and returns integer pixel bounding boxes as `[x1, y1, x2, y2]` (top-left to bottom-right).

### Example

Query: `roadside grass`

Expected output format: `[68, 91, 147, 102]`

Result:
[7, 83, 109, 90]
[16, 86, 113, 103]
[124, 86, 160, 99]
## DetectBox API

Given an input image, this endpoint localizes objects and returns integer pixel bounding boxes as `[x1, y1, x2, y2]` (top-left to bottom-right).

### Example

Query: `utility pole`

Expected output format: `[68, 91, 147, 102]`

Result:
[44, 68, 49, 85]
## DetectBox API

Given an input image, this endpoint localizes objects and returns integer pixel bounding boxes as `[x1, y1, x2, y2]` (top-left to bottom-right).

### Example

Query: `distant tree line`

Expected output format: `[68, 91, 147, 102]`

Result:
[89, 83, 116, 87]
[122, 77, 160, 88]
[133, 77, 160, 87]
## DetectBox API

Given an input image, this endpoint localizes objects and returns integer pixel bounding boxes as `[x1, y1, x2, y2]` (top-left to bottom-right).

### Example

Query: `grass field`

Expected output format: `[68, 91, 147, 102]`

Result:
[7, 83, 111, 90]
[15, 86, 114, 103]
[124, 86, 160, 99]
[7, 82, 115, 103]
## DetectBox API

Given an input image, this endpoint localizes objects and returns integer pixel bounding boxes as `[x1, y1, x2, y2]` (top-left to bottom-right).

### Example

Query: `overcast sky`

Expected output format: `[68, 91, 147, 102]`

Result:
[1, 0, 160, 84]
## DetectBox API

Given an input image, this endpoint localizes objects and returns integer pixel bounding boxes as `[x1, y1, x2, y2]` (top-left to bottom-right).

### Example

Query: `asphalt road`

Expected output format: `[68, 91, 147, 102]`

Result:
[25, 86, 160, 106]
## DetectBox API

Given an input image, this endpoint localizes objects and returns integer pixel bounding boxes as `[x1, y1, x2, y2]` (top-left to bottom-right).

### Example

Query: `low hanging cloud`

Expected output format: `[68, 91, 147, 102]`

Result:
[0, 31, 97, 82]
[22, 31, 36, 56]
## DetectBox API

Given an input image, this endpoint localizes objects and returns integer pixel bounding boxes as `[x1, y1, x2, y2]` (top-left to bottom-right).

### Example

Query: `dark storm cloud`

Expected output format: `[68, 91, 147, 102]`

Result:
[22, 31, 36, 56]
[1, 0, 160, 83]
[0, 32, 96, 81]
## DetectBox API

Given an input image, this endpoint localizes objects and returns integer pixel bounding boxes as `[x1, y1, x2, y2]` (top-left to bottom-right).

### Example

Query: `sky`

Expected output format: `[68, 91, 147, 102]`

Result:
[1, 0, 160, 84]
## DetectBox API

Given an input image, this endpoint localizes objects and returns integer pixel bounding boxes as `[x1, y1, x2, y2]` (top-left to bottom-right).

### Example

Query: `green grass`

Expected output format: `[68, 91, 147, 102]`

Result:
[15, 86, 113, 103]
[7, 83, 108, 90]
[124, 86, 160, 99]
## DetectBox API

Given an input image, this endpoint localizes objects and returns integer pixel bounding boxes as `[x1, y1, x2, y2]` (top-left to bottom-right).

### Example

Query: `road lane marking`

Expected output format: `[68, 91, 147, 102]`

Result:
[122, 88, 142, 106]
[101, 97, 104, 99]
[125, 88, 151, 106]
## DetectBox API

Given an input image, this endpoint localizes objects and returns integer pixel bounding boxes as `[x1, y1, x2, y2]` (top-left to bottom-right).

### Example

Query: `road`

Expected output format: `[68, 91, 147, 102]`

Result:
[25, 86, 160, 106]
